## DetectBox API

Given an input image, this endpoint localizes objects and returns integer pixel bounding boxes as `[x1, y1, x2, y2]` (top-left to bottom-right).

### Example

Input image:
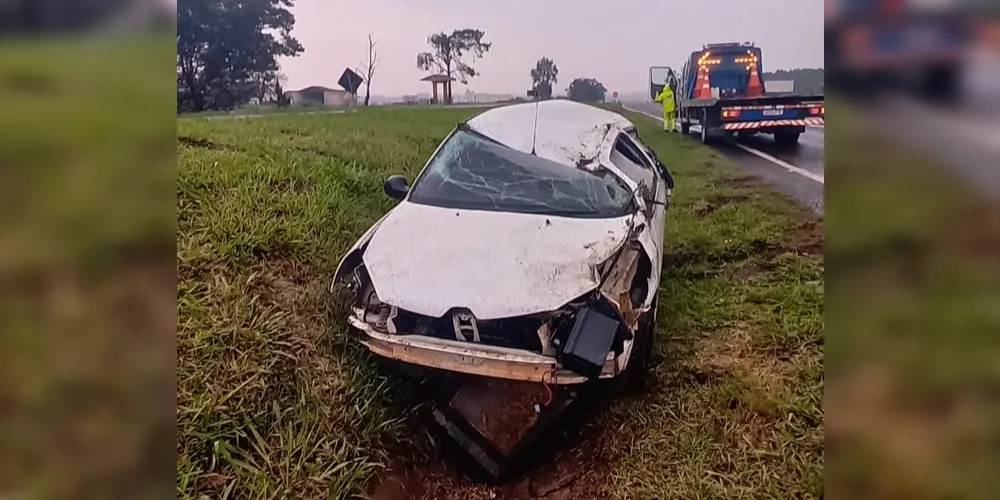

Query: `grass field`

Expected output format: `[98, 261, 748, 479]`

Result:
[177, 105, 824, 499]
[1, 36, 176, 498]
[824, 102, 1000, 499]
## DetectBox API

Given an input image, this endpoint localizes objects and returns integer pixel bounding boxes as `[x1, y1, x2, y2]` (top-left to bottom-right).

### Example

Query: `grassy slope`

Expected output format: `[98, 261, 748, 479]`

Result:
[824, 103, 1000, 499]
[177, 105, 824, 499]
[601, 110, 823, 499]
[0, 37, 176, 498]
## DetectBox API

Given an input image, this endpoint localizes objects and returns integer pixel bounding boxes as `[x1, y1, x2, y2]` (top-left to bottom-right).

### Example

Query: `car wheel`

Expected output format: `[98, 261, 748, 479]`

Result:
[612, 297, 658, 395]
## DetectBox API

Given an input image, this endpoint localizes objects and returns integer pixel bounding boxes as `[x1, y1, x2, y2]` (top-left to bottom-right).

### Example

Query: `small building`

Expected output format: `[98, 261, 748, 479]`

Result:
[283, 86, 357, 108]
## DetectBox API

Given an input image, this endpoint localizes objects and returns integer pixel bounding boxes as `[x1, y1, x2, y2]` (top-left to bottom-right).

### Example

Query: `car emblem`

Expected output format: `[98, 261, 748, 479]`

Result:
[452, 311, 481, 343]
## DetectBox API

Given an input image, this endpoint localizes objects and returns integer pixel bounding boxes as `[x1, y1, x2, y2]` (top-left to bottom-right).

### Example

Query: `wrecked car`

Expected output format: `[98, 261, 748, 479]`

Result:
[333, 100, 674, 388]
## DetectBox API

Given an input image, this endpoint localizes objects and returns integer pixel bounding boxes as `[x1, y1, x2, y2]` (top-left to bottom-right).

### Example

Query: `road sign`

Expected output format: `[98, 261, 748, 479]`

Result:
[612, 91, 618, 99]
[338, 68, 363, 94]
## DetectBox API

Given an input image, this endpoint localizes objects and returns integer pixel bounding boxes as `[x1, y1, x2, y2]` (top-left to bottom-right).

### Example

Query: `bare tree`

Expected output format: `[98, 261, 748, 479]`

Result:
[358, 33, 379, 106]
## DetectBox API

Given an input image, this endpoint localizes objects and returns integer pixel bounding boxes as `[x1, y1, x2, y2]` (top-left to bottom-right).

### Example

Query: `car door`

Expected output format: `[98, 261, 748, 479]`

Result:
[609, 132, 668, 306]
[622, 132, 669, 249]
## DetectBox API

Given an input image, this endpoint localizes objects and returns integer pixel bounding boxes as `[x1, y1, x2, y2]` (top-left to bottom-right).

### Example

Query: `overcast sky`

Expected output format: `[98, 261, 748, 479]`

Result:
[279, 0, 824, 97]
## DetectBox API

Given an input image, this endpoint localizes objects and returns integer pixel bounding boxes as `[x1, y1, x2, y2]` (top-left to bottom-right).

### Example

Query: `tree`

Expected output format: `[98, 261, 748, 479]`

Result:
[177, 0, 304, 112]
[273, 76, 290, 107]
[416, 29, 492, 104]
[566, 78, 607, 103]
[530, 57, 559, 100]
[357, 33, 379, 107]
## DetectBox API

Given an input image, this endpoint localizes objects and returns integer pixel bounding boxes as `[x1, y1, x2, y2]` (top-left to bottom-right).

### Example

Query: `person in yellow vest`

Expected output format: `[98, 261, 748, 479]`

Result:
[654, 85, 676, 132]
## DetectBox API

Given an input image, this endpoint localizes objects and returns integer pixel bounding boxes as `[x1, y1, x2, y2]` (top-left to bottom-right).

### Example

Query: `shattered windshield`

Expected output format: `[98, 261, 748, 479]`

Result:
[407, 127, 634, 217]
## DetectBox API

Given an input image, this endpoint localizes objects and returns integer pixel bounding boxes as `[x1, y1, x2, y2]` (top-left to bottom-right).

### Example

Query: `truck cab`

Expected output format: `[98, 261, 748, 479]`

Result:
[679, 43, 766, 99]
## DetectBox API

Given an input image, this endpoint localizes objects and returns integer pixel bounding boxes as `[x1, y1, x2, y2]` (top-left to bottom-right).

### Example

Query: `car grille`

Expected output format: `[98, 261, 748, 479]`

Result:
[395, 310, 545, 353]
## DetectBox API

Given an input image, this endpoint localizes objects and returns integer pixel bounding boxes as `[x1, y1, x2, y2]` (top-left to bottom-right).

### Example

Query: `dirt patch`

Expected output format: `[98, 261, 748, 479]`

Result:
[825, 363, 994, 499]
[692, 193, 753, 217]
[177, 136, 220, 149]
[692, 328, 794, 391]
[784, 219, 824, 256]
[1, 70, 60, 95]
[725, 174, 765, 188]
[450, 378, 546, 455]
[368, 398, 621, 500]
[730, 262, 766, 282]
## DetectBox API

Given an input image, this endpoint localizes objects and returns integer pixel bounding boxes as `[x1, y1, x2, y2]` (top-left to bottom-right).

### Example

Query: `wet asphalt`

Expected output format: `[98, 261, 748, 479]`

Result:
[623, 102, 826, 214]
[863, 50, 1000, 198]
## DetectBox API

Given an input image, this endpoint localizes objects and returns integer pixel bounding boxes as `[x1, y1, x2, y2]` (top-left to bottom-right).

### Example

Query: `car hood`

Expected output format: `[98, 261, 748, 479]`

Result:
[362, 202, 634, 319]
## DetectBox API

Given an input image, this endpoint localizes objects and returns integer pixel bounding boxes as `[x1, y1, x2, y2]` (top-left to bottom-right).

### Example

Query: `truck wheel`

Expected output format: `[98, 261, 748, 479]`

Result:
[774, 131, 800, 147]
[699, 111, 711, 144]
[920, 64, 960, 102]
[680, 117, 690, 134]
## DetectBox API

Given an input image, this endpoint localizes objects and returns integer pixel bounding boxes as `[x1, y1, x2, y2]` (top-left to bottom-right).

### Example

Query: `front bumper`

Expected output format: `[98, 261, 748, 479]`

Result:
[347, 315, 622, 384]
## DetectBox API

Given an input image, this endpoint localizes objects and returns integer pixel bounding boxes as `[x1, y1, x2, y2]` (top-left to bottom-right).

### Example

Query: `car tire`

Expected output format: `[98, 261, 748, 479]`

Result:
[612, 297, 658, 396]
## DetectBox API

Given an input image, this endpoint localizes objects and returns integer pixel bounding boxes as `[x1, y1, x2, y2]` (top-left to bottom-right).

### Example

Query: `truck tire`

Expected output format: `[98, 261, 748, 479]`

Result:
[680, 114, 690, 134]
[920, 63, 960, 102]
[699, 111, 711, 145]
[774, 131, 800, 147]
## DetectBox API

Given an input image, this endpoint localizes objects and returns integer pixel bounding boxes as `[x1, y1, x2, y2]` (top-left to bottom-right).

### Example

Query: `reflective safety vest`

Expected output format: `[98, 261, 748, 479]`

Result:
[655, 87, 675, 113]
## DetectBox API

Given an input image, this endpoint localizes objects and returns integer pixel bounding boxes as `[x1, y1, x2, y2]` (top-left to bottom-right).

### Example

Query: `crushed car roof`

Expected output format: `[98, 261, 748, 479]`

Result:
[465, 100, 636, 170]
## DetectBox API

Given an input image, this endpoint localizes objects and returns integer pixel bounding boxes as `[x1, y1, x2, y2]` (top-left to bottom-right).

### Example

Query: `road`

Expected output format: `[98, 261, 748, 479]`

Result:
[869, 50, 1000, 197]
[623, 102, 826, 214]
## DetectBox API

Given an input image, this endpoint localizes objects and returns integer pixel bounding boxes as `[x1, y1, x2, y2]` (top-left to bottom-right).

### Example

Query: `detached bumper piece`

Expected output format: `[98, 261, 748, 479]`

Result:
[430, 377, 578, 482]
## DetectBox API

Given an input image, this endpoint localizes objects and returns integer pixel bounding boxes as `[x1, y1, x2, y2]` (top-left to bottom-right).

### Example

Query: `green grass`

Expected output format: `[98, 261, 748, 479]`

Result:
[823, 101, 1000, 499]
[0, 36, 176, 498]
[177, 104, 824, 498]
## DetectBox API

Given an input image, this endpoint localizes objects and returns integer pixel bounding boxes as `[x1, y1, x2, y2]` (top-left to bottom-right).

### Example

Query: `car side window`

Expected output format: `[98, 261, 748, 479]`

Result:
[610, 134, 657, 190]
[615, 134, 654, 170]
[626, 131, 660, 165]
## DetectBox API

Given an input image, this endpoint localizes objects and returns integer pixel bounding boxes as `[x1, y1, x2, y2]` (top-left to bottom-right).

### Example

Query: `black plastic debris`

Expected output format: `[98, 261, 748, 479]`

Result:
[557, 307, 619, 380]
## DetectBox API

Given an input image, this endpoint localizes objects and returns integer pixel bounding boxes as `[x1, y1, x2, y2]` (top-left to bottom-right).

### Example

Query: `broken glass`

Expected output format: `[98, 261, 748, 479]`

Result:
[408, 128, 634, 217]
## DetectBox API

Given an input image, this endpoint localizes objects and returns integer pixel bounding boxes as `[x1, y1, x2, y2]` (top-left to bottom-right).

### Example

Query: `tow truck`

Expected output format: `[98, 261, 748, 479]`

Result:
[824, 0, 974, 101]
[650, 42, 824, 146]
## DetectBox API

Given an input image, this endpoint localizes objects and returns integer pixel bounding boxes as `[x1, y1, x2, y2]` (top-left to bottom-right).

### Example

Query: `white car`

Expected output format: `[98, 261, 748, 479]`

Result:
[333, 100, 673, 387]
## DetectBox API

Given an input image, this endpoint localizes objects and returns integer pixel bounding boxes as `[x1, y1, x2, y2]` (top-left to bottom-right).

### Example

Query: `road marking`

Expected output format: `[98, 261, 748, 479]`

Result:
[622, 105, 824, 184]
[731, 143, 824, 183]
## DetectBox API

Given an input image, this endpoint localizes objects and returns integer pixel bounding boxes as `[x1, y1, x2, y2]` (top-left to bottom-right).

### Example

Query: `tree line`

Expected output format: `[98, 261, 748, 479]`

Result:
[176, 0, 612, 112]
[529, 57, 608, 102]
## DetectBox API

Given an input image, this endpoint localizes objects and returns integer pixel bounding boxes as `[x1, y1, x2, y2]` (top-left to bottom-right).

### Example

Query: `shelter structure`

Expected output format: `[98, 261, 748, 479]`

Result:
[420, 74, 455, 104]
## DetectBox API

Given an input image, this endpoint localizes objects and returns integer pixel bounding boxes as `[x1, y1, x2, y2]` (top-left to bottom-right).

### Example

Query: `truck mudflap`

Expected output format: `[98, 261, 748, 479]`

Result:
[723, 118, 824, 130]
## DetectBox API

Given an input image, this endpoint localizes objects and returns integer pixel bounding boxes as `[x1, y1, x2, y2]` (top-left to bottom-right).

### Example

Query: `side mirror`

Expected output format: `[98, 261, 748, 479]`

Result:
[657, 161, 675, 190]
[383, 175, 409, 200]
